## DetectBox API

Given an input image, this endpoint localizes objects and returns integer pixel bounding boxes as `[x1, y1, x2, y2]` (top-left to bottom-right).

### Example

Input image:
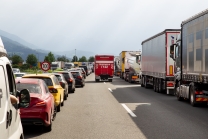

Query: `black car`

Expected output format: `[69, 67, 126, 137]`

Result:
[69, 71, 85, 87]
[79, 66, 89, 76]
[69, 68, 86, 79]
[54, 71, 76, 93]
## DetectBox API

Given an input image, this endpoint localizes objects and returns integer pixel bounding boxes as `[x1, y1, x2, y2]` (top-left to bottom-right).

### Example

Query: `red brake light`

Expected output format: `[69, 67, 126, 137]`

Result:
[35, 101, 46, 106]
[49, 88, 58, 93]
[68, 78, 73, 82]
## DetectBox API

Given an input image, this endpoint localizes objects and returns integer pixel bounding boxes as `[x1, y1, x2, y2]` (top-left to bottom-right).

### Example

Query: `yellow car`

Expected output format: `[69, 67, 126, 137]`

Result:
[22, 74, 64, 112]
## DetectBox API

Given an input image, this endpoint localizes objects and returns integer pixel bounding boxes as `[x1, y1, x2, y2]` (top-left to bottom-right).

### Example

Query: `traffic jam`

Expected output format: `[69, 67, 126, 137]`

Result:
[1, 8, 208, 139]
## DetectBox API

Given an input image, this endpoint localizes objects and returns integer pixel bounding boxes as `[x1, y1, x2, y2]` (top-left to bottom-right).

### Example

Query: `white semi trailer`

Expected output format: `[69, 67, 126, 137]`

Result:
[170, 9, 208, 106]
[141, 29, 180, 95]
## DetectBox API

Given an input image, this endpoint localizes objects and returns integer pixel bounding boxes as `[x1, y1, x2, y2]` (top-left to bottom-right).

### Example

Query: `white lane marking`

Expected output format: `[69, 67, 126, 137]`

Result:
[121, 104, 137, 117]
[104, 82, 106, 84]
[108, 88, 113, 92]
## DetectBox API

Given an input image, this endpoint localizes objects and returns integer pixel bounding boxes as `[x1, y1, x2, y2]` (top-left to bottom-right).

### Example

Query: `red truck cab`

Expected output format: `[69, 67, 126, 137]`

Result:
[94, 55, 114, 82]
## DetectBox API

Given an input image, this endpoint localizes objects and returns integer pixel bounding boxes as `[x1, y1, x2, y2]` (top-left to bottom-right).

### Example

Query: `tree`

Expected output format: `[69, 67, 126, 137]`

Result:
[44, 52, 55, 63]
[88, 56, 94, 62]
[78, 56, 87, 62]
[10, 54, 23, 65]
[71, 56, 78, 62]
[26, 54, 38, 66]
[57, 55, 70, 62]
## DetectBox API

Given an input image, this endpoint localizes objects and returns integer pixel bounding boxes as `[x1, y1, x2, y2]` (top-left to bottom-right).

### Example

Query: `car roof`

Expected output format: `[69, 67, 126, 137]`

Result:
[22, 74, 54, 78]
[14, 72, 26, 74]
[15, 78, 41, 84]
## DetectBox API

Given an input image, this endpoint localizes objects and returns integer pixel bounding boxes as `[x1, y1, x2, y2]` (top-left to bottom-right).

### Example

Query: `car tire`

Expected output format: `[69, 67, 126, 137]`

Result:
[45, 111, 52, 132]
[61, 100, 64, 106]
[57, 104, 61, 112]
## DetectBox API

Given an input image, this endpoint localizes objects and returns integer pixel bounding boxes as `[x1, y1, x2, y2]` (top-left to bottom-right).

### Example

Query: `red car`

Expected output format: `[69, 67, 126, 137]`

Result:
[15, 78, 56, 132]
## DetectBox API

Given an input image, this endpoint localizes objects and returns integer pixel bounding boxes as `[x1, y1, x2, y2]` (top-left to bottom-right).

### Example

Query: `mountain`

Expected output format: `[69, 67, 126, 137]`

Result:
[0, 29, 95, 61]
[0, 29, 39, 49]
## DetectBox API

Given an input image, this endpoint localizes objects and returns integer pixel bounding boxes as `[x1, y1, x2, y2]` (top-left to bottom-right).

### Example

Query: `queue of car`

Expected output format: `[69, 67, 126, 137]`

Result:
[14, 66, 92, 133]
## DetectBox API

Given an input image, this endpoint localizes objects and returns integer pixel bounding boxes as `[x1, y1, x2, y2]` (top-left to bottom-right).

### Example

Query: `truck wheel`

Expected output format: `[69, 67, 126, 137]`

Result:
[141, 76, 144, 87]
[95, 79, 99, 82]
[190, 84, 197, 107]
[108, 79, 112, 82]
[153, 78, 157, 92]
[144, 76, 148, 88]
[158, 79, 162, 93]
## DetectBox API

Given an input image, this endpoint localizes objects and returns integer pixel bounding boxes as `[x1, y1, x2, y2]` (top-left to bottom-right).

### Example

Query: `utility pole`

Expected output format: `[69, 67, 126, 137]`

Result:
[75, 49, 76, 62]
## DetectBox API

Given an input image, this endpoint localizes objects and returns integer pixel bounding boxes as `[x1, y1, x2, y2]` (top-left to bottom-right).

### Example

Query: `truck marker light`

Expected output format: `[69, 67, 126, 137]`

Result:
[167, 82, 174, 87]
[169, 65, 173, 75]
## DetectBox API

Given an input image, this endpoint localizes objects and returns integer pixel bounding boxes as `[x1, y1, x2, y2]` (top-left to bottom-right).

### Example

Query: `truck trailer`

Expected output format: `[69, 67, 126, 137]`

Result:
[119, 51, 141, 83]
[141, 29, 180, 95]
[114, 56, 121, 76]
[51, 61, 65, 70]
[94, 55, 114, 82]
[170, 9, 208, 106]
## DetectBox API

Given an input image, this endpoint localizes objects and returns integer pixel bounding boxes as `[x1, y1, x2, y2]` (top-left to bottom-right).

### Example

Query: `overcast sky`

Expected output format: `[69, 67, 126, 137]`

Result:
[0, 0, 208, 55]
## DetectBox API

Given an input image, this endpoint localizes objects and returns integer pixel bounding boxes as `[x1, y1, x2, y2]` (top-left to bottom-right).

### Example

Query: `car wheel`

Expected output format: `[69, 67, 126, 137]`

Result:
[61, 99, 64, 106]
[45, 110, 52, 132]
[57, 104, 61, 112]
[64, 94, 67, 100]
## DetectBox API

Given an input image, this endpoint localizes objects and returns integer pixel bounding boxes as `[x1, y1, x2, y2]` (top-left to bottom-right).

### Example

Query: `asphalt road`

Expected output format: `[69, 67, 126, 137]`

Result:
[24, 73, 208, 139]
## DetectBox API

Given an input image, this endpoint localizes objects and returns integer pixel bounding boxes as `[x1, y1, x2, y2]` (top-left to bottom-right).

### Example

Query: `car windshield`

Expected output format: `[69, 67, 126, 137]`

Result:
[16, 83, 41, 93]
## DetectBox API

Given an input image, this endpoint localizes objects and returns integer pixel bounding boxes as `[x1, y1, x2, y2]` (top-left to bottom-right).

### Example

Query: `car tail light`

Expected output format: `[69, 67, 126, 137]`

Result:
[77, 76, 82, 79]
[68, 78, 73, 82]
[49, 88, 58, 93]
[35, 101, 46, 107]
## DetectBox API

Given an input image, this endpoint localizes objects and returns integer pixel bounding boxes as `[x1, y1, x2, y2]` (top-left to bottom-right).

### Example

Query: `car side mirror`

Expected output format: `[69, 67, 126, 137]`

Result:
[18, 89, 30, 108]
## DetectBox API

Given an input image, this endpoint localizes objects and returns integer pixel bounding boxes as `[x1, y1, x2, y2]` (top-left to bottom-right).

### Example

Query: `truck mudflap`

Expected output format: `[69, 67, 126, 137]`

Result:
[166, 81, 174, 95]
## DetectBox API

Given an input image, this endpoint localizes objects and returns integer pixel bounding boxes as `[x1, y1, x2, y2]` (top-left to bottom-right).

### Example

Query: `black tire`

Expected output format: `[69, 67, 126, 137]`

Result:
[153, 78, 157, 92]
[45, 110, 52, 132]
[61, 100, 64, 106]
[108, 79, 112, 82]
[141, 76, 144, 87]
[158, 79, 162, 93]
[64, 94, 67, 100]
[57, 104, 61, 112]
[190, 84, 197, 107]
[95, 79, 99, 82]
[144, 76, 148, 88]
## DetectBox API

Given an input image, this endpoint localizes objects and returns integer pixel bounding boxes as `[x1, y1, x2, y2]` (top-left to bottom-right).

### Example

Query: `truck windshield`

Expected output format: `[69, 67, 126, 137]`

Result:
[51, 64, 58, 67]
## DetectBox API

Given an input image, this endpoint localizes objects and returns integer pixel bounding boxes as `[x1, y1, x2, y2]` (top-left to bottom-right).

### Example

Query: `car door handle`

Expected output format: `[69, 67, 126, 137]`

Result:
[6, 110, 12, 128]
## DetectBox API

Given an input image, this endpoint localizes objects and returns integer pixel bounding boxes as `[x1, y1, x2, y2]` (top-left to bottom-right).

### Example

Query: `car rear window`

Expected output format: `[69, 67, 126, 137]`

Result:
[55, 75, 62, 81]
[28, 77, 53, 86]
[79, 66, 87, 70]
[70, 72, 80, 77]
[61, 73, 70, 78]
[16, 83, 41, 94]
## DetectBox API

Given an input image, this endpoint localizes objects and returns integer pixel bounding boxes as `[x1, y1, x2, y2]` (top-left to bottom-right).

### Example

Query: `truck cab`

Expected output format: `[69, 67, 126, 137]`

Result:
[0, 37, 30, 139]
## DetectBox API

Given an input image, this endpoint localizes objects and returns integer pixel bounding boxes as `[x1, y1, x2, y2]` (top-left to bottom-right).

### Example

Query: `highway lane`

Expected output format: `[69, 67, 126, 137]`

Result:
[106, 76, 208, 139]
[24, 74, 146, 139]
[23, 74, 208, 139]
